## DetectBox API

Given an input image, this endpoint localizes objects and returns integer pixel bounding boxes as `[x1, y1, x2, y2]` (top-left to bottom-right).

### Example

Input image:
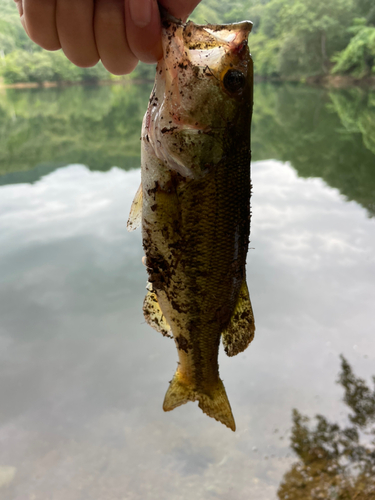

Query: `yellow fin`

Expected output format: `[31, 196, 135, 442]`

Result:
[143, 288, 172, 338]
[127, 183, 142, 232]
[163, 370, 236, 431]
[222, 279, 255, 357]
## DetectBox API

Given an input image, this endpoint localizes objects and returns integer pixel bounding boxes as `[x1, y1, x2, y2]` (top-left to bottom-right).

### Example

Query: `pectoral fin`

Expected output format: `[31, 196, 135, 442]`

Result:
[222, 279, 255, 357]
[143, 288, 172, 338]
[127, 183, 142, 231]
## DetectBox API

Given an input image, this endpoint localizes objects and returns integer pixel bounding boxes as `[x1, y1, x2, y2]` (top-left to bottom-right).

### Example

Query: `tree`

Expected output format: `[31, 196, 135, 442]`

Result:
[253, 0, 355, 77]
[332, 25, 375, 76]
[278, 357, 375, 500]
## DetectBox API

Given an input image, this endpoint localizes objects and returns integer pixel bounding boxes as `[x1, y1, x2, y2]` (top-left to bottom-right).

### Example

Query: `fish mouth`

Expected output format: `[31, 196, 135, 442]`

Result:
[161, 19, 253, 80]
[155, 18, 253, 126]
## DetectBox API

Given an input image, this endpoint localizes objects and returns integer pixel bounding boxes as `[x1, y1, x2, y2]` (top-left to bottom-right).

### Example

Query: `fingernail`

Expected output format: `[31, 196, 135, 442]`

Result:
[129, 0, 153, 28]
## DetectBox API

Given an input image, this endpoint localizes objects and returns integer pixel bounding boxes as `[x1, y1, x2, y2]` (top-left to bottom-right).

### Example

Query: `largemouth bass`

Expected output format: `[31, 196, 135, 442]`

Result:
[128, 15, 255, 431]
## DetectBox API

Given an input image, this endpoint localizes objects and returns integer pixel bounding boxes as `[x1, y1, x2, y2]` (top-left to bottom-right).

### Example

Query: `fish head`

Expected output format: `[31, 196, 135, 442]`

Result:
[144, 19, 253, 178]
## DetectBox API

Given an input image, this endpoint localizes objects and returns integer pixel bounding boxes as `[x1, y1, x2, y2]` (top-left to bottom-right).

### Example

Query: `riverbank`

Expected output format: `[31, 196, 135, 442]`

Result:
[307, 74, 375, 89]
[254, 74, 375, 89]
[2, 75, 375, 90]
[0, 78, 137, 89]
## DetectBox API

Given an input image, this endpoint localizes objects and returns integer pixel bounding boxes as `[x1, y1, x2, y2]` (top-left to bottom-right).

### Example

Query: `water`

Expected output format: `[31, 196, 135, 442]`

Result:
[0, 83, 374, 499]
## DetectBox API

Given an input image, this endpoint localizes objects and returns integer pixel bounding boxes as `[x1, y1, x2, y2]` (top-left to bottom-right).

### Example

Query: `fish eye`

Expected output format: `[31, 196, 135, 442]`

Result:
[223, 69, 246, 93]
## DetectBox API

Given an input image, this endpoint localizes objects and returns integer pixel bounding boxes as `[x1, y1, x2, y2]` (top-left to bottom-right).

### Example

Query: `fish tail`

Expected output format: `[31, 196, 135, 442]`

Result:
[163, 371, 236, 431]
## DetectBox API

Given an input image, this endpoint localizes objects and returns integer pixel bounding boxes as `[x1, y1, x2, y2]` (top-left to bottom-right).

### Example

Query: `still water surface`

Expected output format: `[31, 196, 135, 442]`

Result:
[0, 83, 375, 499]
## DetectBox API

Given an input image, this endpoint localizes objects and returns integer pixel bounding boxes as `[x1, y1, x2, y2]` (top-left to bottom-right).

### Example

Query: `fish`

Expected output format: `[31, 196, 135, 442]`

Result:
[127, 14, 255, 431]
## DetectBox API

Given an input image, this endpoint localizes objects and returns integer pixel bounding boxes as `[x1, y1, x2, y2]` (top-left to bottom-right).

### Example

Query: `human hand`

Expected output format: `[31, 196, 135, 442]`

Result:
[13, 0, 201, 75]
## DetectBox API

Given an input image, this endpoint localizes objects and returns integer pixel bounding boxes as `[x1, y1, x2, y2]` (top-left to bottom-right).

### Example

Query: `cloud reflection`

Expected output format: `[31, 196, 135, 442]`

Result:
[0, 161, 374, 499]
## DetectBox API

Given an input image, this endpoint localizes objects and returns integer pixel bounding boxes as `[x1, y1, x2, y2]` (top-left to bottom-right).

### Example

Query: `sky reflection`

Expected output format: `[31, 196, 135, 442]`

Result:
[0, 161, 374, 499]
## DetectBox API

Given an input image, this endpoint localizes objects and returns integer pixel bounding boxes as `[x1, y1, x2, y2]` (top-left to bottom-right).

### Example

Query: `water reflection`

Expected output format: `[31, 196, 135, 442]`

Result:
[1, 83, 375, 218]
[252, 85, 375, 217]
[0, 84, 151, 176]
[0, 161, 374, 499]
[1, 83, 375, 498]
[278, 357, 375, 499]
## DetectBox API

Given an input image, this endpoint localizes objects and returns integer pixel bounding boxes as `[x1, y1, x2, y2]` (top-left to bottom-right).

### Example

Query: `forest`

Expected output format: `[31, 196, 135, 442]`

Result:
[1, 0, 375, 84]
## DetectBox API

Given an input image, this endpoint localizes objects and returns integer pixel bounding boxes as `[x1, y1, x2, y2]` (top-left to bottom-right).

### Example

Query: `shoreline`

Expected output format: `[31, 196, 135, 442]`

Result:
[1, 75, 375, 90]
[0, 78, 153, 90]
[306, 74, 375, 88]
[253, 74, 375, 89]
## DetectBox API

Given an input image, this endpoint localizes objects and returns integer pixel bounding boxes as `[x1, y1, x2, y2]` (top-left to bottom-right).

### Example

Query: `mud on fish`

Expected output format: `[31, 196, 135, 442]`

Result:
[127, 14, 255, 431]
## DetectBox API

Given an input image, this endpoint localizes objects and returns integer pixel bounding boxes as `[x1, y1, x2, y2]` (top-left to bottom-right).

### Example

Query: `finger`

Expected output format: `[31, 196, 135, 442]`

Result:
[126, 0, 162, 63]
[22, 0, 61, 50]
[159, 0, 201, 22]
[94, 0, 138, 75]
[13, 0, 28, 36]
[56, 0, 99, 67]
[13, 0, 23, 15]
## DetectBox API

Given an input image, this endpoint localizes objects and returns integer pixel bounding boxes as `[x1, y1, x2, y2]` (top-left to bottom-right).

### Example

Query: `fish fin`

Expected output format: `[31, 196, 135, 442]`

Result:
[127, 183, 142, 232]
[163, 371, 236, 431]
[222, 279, 255, 357]
[143, 288, 172, 338]
[196, 379, 236, 431]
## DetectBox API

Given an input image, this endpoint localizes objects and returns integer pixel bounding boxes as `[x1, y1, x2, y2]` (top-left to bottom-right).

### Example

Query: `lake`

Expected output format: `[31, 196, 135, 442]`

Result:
[0, 82, 374, 499]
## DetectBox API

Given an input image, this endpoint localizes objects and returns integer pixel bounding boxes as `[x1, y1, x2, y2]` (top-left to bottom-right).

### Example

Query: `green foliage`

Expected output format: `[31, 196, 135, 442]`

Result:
[131, 62, 156, 81]
[2, 0, 375, 81]
[0, 0, 114, 83]
[190, 0, 260, 24]
[338, 355, 375, 427]
[192, 0, 362, 78]
[329, 87, 375, 155]
[278, 357, 375, 500]
[191, 0, 375, 79]
[1, 49, 111, 84]
[250, 33, 281, 77]
[356, 0, 375, 25]
[252, 83, 375, 216]
[332, 26, 375, 76]
[0, 0, 35, 54]
[0, 83, 152, 176]
[252, 0, 355, 78]
[1, 82, 375, 218]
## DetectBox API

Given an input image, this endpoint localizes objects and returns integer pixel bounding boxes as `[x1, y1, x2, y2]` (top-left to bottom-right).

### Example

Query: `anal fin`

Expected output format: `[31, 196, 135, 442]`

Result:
[222, 279, 255, 357]
[127, 182, 142, 232]
[143, 287, 172, 338]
